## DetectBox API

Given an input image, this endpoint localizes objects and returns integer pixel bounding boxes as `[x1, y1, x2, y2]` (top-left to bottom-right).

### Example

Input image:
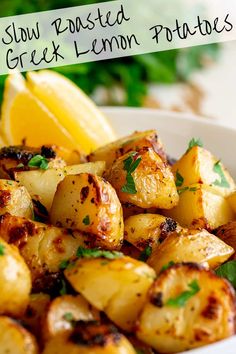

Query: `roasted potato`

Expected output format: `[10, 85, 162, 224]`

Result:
[88, 130, 166, 169]
[215, 221, 236, 259]
[0, 316, 39, 354]
[172, 145, 235, 197]
[107, 148, 178, 209]
[15, 161, 105, 211]
[227, 190, 236, 215]
[137, 263, 236, 353]
[165, 183, 235, 230]
[50, 173, 124, 250]
[43, 294, 100, 341]
[65, 256, 156, 331]
[124, 214, 178, 251]
[0, 238, 31, 317]
[42, 322, 136, 354]
[0, 214, 92, 291]
[148, 228, 234, 274]
[0, 179, 33, 218]
[122, 203, 158, 219]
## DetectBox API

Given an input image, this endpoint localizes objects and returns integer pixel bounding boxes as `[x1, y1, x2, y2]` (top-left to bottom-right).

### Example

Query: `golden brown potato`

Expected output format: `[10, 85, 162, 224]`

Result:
[42, 322, 136, 354]
[0, 214, 91, 291]
[148, 228, 234, 274]
[88, 130, 166, 169]
[0, 179, 33, 218]
[107, 148, 178, 209]
[124, 214, 179, 251]
[172, 145, 235, 197]
[227, 191, 236, 215]
[137, 263, 236, 353]
[122, 203, 158, 219]
[15, 161, 105, 211]
[164, 183, 235, 230]
[50, 173, 124, 250]
[0, 316, 39, 354]
[43, 294, 100, 341]
[0, 238, 31, 317]
[215, 221, 236, 259]
[65, 256, 156, 331]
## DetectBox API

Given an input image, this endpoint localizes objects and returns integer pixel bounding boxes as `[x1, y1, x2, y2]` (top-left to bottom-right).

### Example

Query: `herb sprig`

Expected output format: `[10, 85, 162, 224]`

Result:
[0, 243, 5, 256]
[28, 155, 49, 170]
[215, 260, 236, 288]
[186, 138, 203, 153]
[212, 161, 230, 188]
[121, 153, 142, 194]
[166, 280, 200, 307]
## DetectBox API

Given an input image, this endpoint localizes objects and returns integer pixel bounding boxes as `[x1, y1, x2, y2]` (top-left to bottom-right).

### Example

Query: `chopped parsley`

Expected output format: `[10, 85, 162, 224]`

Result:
[0, 243, 5, 256]
[175, 170, 184, 187]
[121, 153, 142, 194]
[178, 186, 198, 195]
[63, 312, 74, 321]
[82, 215, 90, 225]
[186, 138, 203, 153]
[139, 245, 152, 262]
[59, 279, 67, 295]
[160, 260, 175, 273]
[28, 155, 49, 170]
[166, 280, 200, 307]
[215, 260, 236, 288]
[59, 259, 70, 270]
[212, 160, 230, 188]
[76, 247, 123, 260]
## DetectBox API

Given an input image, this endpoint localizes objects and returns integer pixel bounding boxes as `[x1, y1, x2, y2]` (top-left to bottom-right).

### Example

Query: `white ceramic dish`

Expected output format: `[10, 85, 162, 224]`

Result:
[102, 107, 236, 354]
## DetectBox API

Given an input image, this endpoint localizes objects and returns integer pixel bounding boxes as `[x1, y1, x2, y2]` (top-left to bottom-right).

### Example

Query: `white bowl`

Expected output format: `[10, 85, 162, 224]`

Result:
[102, 107, 236, 354]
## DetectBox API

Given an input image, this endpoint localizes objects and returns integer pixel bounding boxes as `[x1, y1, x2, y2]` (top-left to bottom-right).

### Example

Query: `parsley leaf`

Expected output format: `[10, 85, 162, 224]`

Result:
[139, 245, 152, 262]
[28, 155, 49, 170]
[63, 312, 74, 321]
[121, 153, 142, 194]
[177, 186, 189, 195]
[175, 170, 184, 187]
[160, 260, 175, 273]
[186, 138, 203, 153]
[0, 243, 5, 256]
[82, 215, 90, 225]
[76, 247, 123, 260]
[212, 161, 230, 188]
[166, 280, 200, 307]
[215, 260, 236, 288]
[59, 259, 70, 270]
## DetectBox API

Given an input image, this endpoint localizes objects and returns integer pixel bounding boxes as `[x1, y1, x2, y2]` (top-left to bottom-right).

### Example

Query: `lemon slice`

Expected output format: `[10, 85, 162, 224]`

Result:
[1, 72, 79, 149]
[27, 70, 116, 153]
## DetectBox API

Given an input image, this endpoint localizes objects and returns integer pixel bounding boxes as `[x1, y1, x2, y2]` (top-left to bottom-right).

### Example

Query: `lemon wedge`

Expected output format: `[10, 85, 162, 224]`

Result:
[27, 70, 116, 153]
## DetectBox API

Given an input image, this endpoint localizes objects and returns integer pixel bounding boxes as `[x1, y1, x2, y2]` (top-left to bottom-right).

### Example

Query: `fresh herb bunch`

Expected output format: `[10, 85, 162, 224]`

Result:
[0, 0, 219, 106]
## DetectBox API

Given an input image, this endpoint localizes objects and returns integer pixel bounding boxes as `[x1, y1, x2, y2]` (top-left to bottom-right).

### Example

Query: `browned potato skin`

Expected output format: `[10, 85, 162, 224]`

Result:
[88, 130, 167, 169]
[124, 214, 178, 251]
[215, 221, 236, 259]
[137, 263, 236, 353]
[148, 228, 234, 274]
[65, 256, 156, 331]
[0, 238, 31, 317]
[107, 148, 179, 209]
[0, 180, 33, 218]
[122, 203, 158, 220]
[50, 173, 124, 250]
[0, 214, 92, 291]
[43, 294, 100, 342]
[0, 316, 39, 354]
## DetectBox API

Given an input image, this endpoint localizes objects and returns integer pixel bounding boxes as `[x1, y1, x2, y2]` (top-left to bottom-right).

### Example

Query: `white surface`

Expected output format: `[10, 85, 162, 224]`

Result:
[102, 107, 236, 353]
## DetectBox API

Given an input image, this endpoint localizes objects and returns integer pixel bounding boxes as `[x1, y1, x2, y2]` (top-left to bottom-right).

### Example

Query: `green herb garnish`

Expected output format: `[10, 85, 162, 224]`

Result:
[186, 138, 203, 153]
[59, 259, 70, 270]
[121, 153, 142, 194]
[82, 215, 90, 225]
[215, 260, 236, 288]
[139, 245, 152, 262]
[178, 186, 198, 195]
[28, 155, 49, 170]
[160, 260, 175, 273]
[63, 312, 74, 321]
[0, 243, 5, 256]
[76, 247, 123, 260]
[59, 279, 67, 295]
[212, 160, 230, 188]
[175, 170, 184, 187]
[166, 280, 200, 307]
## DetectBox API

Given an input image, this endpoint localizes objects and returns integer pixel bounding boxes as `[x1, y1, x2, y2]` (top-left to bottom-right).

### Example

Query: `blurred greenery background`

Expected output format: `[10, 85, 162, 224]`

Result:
[0, 0, 219, 106]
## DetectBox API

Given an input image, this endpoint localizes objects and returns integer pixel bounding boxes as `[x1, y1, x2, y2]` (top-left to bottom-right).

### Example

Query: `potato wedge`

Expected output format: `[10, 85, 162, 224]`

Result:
[0, 238, 31, 317]
[165, 183, 234, 230]
[88, 130, 166, 169]
[124, 214, 178, 251]
[65, 256, 156, 331]
[172, 146, 235, 197]
[0, 179, 33, 218]
[0, 316, 38, 354]
[43, 294, 100, 341]
[0, 214, 91, 291]
[148, 229, 234, 274]
[215, 221, 236, 259]
[137, 263, 236, 353]
[50, 173, 124, 250]
[42, 323, 136, 354]
[15, 161, 105, 211]
[107, 148, 178, 209]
